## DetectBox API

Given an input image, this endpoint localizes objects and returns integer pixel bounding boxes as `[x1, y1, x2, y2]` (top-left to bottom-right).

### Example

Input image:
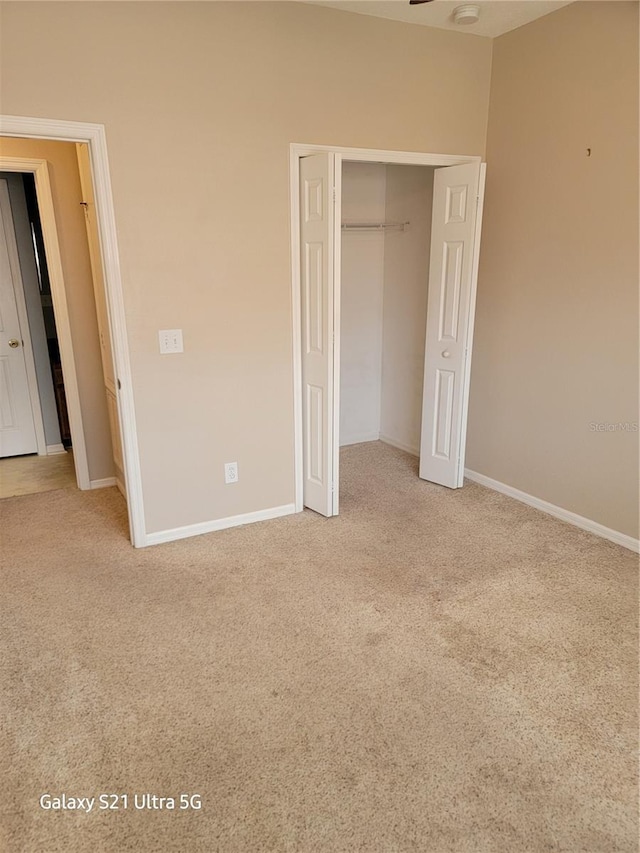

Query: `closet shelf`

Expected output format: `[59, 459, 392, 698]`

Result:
[341, 221, 410, 232]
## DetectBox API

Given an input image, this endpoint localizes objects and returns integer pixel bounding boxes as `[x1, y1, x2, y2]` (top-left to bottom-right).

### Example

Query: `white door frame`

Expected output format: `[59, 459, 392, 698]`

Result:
[0, 177, 48, 457]
[290, 143, 482, 514]
[0, 115, 145, 547]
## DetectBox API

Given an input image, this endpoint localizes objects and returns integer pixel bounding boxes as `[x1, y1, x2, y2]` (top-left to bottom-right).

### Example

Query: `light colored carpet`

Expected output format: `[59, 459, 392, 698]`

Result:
[0, 451, 75, 499]
[0, 442, 637, 852]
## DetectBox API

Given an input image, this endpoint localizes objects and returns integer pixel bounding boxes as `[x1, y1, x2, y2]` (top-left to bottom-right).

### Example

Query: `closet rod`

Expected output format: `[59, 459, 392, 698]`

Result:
[341, 221, 410, 232]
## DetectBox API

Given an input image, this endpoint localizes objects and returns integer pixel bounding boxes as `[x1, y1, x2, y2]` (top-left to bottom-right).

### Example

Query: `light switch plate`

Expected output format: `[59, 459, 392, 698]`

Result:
[159, 329, 183, 354]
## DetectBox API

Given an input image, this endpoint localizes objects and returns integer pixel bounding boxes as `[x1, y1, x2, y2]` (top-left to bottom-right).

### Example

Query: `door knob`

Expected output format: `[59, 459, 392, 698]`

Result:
[8, 339, 20, 348]
[441, 350, 451, 358]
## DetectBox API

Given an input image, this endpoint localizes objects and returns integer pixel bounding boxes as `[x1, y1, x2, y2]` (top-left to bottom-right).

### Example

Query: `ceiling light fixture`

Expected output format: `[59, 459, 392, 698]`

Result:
[453, 4, 480, 25]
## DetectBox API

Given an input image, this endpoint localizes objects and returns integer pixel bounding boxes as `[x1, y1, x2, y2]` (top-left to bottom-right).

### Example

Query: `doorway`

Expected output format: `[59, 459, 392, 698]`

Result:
[0, 171, 78, 497]
[0, 141, 119, 496]
[290, 144, 486, 517]
[0, 116, 144, 545]
[339, 161, 433, 455]
[1, 172, 72, 453]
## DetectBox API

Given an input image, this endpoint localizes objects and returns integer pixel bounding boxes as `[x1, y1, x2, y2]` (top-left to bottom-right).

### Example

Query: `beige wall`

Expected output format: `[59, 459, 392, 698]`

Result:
[0, 2, 492, 534]
[0, 136, 114, 482]
[381, 165, 434, 454]
[467, 2, 639, 538]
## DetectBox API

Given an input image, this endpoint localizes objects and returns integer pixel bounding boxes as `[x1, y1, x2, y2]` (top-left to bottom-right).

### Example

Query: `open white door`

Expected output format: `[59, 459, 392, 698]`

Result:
[0, 180, 40, 458]
[300, 153, 335, 516]
[419, 162, 485, 488]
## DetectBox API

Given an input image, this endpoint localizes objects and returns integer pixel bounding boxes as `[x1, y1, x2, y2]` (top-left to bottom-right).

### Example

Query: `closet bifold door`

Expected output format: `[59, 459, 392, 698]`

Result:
[419, 161, 482, 488]
[299, 153, 335, 516]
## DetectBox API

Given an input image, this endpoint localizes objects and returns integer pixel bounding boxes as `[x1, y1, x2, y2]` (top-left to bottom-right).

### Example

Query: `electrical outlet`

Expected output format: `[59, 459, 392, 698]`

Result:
[224, 462, 238, 484]
[159, 329, 184, 354]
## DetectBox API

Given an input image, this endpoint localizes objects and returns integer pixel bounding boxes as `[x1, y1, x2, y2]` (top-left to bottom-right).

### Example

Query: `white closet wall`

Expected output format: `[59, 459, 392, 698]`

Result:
[339, 163, 386, 445]
[380, 165, 434, 455]
[340, 163, 434, 453]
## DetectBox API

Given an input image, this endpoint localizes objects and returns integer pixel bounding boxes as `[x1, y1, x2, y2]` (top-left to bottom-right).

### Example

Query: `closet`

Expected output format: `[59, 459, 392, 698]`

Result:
[339, 162, 435, 458]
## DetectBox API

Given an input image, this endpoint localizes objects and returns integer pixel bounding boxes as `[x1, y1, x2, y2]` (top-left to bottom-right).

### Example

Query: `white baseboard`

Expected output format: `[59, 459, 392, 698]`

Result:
[46, 444, 67, 455]
[144, 502, 297, 547]
[465, 469, 639, 554]
[90, 477, 117, 489]
[340, 431, 380, 447]
[379, 434, 419, 457]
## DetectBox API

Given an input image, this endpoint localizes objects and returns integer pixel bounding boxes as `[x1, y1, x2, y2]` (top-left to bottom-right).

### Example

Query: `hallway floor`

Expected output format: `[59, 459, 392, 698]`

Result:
[0, 450, 75, 499]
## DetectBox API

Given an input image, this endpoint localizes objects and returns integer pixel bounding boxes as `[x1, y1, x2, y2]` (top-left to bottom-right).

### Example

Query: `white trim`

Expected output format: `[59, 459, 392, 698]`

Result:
[144, 503, 296, 547]
[291, 143, 483, 515]
[331, 154, 342, 515]
[0, 179, 48, 457]
[379, 434, 420, 457]
[340, 431, 380, 447]
[90, 476, 117, 489]
[290, 149, 304, 513]
[465, 469, 640, 554]
[291, 143, 481, 168]
[0, 116, 145, 547]
[46, 443, 66, 455]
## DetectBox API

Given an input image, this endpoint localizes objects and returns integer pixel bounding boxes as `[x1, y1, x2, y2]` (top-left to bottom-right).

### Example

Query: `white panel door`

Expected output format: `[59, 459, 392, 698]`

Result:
[0, 182, 38, 458]
[419, 162, 483, 488]
[300, 153, 335, 516]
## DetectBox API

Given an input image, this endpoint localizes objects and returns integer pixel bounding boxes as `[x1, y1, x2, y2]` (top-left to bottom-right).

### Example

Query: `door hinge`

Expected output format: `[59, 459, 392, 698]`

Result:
[332, 187, 336, 203]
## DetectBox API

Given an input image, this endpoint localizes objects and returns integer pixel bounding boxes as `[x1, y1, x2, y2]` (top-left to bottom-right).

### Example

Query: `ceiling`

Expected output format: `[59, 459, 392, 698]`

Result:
[305, 0, 576, 38]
